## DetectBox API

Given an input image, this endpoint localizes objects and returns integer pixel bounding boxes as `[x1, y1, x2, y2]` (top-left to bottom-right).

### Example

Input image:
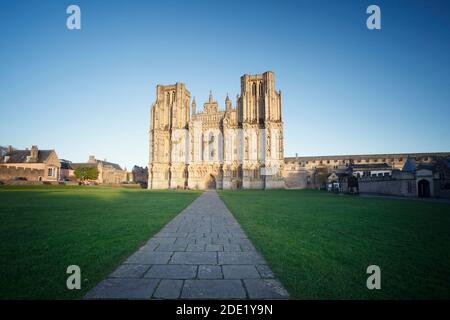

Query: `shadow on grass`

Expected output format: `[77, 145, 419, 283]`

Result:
[0, 186, 201, 299]
[219, 189, 450, 299]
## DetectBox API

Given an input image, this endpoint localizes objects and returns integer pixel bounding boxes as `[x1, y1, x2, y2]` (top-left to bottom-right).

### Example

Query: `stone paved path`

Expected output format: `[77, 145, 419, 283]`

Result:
[85, 191, 289, 299]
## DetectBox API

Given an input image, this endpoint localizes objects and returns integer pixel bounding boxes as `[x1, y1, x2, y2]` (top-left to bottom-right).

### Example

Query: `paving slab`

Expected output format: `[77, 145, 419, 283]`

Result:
[155, 243, 188, 252]
[153, 280, 183, 299]
[198, 265, 222, 279]
[85, 278, 159, 299]
[244, 279, 289, 299]
[181, 280, 246, 299]
[125, 251, 173, 264]
[223, 244, 242, 252]
[85, 191, 288, 300]
[174, 237, 196, 246]
[155, 232, 188, 238]
[170, 252, 217, 265]
[186, 244, 206, 251]
[150, 237, 177, 245]
[256, 265, 275, 278]
[205, 244, 224, 252]
[109, 264, 151, 278]
[218, 252, 266, 265]
[137, 242, 159, 252]
[144, 265, 197, 279]
[222, 265, 260, 279]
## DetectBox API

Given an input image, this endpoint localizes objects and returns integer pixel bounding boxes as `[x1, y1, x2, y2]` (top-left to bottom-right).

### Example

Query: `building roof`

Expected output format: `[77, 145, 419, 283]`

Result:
[71, 160, 123, 171]
[0, 146, 9, 157]
[402, 157, 417, 172]
[60, 160, 73, 170]
[1, 149, 54, 163]
[284, 152, 450, 163]
[351, 163, 391, 170]
[132, 165, 148, 173]
[71, 163, 97, 169]
[97, 160, 123, 170]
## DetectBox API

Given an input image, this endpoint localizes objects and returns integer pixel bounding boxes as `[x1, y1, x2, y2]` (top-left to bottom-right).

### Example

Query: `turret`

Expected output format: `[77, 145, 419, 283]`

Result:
[203, 91, 218, 113]
[208, 91, 213, 104]
[225, 93, 232, 111]
[192, 97, 196, 115]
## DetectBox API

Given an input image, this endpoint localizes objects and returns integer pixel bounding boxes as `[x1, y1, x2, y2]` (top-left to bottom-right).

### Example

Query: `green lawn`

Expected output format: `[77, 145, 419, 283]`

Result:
[219, 190, 450, 299]
[0, 186, 201, 299]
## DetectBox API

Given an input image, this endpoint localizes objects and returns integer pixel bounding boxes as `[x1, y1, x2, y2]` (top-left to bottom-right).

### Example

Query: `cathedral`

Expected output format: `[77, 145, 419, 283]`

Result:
[148, 71, 285, 189]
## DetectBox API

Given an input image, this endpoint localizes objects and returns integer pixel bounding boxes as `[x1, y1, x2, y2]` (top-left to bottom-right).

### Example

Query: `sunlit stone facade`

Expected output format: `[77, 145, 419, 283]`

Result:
[148, 71, 285, 190]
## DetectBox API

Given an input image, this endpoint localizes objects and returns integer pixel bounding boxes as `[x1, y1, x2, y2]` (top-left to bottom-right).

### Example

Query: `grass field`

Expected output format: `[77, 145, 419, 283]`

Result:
[219, 190, 450, 299]
[0, 186, 200, 299]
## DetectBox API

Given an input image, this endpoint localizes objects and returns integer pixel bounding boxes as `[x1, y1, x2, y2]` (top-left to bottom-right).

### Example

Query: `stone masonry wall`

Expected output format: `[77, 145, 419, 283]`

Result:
[283, 169, 309, 189]
[357, 176, 416, 197]
[0, 166, 45, 181]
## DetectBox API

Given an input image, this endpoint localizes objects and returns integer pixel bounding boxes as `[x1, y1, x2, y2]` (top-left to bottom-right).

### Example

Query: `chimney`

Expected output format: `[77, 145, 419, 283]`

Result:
[7, 145, 13, 154]
[29, 145, 38, 162]
[88, 155, 96, 163]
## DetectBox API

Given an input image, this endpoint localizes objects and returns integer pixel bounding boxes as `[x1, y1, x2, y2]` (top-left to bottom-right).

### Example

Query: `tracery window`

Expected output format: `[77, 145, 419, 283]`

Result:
[208, 132, 215, 161]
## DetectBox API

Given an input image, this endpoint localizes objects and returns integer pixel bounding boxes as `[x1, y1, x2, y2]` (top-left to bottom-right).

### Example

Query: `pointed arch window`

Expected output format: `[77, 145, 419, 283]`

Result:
[208, 132, 215, 160]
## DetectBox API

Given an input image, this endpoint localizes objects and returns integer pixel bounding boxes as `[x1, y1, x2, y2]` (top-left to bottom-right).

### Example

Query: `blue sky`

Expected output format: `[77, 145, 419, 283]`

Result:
[1, 0, 449, 169]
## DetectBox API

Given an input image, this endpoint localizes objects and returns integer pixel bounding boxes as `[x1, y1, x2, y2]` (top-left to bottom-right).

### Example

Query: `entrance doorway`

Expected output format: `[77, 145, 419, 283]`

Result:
[418, 179, 430, 198]
[205, 174, 216, 190]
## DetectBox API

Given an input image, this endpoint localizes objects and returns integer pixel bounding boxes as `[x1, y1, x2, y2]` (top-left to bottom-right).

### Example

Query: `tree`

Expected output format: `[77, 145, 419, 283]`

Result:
[74, 166, 99, 181]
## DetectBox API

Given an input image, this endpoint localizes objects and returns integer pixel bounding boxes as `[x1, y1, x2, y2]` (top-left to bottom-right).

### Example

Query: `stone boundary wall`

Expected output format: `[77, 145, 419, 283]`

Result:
[283, 170, 308, 189]
[100, 183, 142, 188]
[0, 180, 60, 186]
[0, 166, 44, 181]
[434, 180, 450, 199]
[357, 176, 416, 197]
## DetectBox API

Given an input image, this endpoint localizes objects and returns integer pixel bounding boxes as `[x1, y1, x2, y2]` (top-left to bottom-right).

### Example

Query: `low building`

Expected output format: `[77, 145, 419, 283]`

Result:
[284, 152, 450, 199]
[0, 146, 9, 157]
[335, 156, 450, 199]
[284, 152, 450, 189]
[348, 170, 417, 197]
[59, 159, 74, 181]
[71, 155, 127, 184]
[132, 166, 148, 188]
[401, 157, 450, 198]
[351, 163, 393, 178]
[433, 158, 450, 198]
[0, 145, 61, 182]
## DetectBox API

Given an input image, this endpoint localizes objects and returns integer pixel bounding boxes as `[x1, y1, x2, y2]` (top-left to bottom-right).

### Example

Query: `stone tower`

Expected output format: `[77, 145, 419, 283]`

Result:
[149, 83, 190, 189]
[237, 71, 284, 189]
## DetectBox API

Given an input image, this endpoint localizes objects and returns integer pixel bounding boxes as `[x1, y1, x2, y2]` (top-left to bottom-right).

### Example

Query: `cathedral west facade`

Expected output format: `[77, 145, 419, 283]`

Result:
[148, 71, 285, 190]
